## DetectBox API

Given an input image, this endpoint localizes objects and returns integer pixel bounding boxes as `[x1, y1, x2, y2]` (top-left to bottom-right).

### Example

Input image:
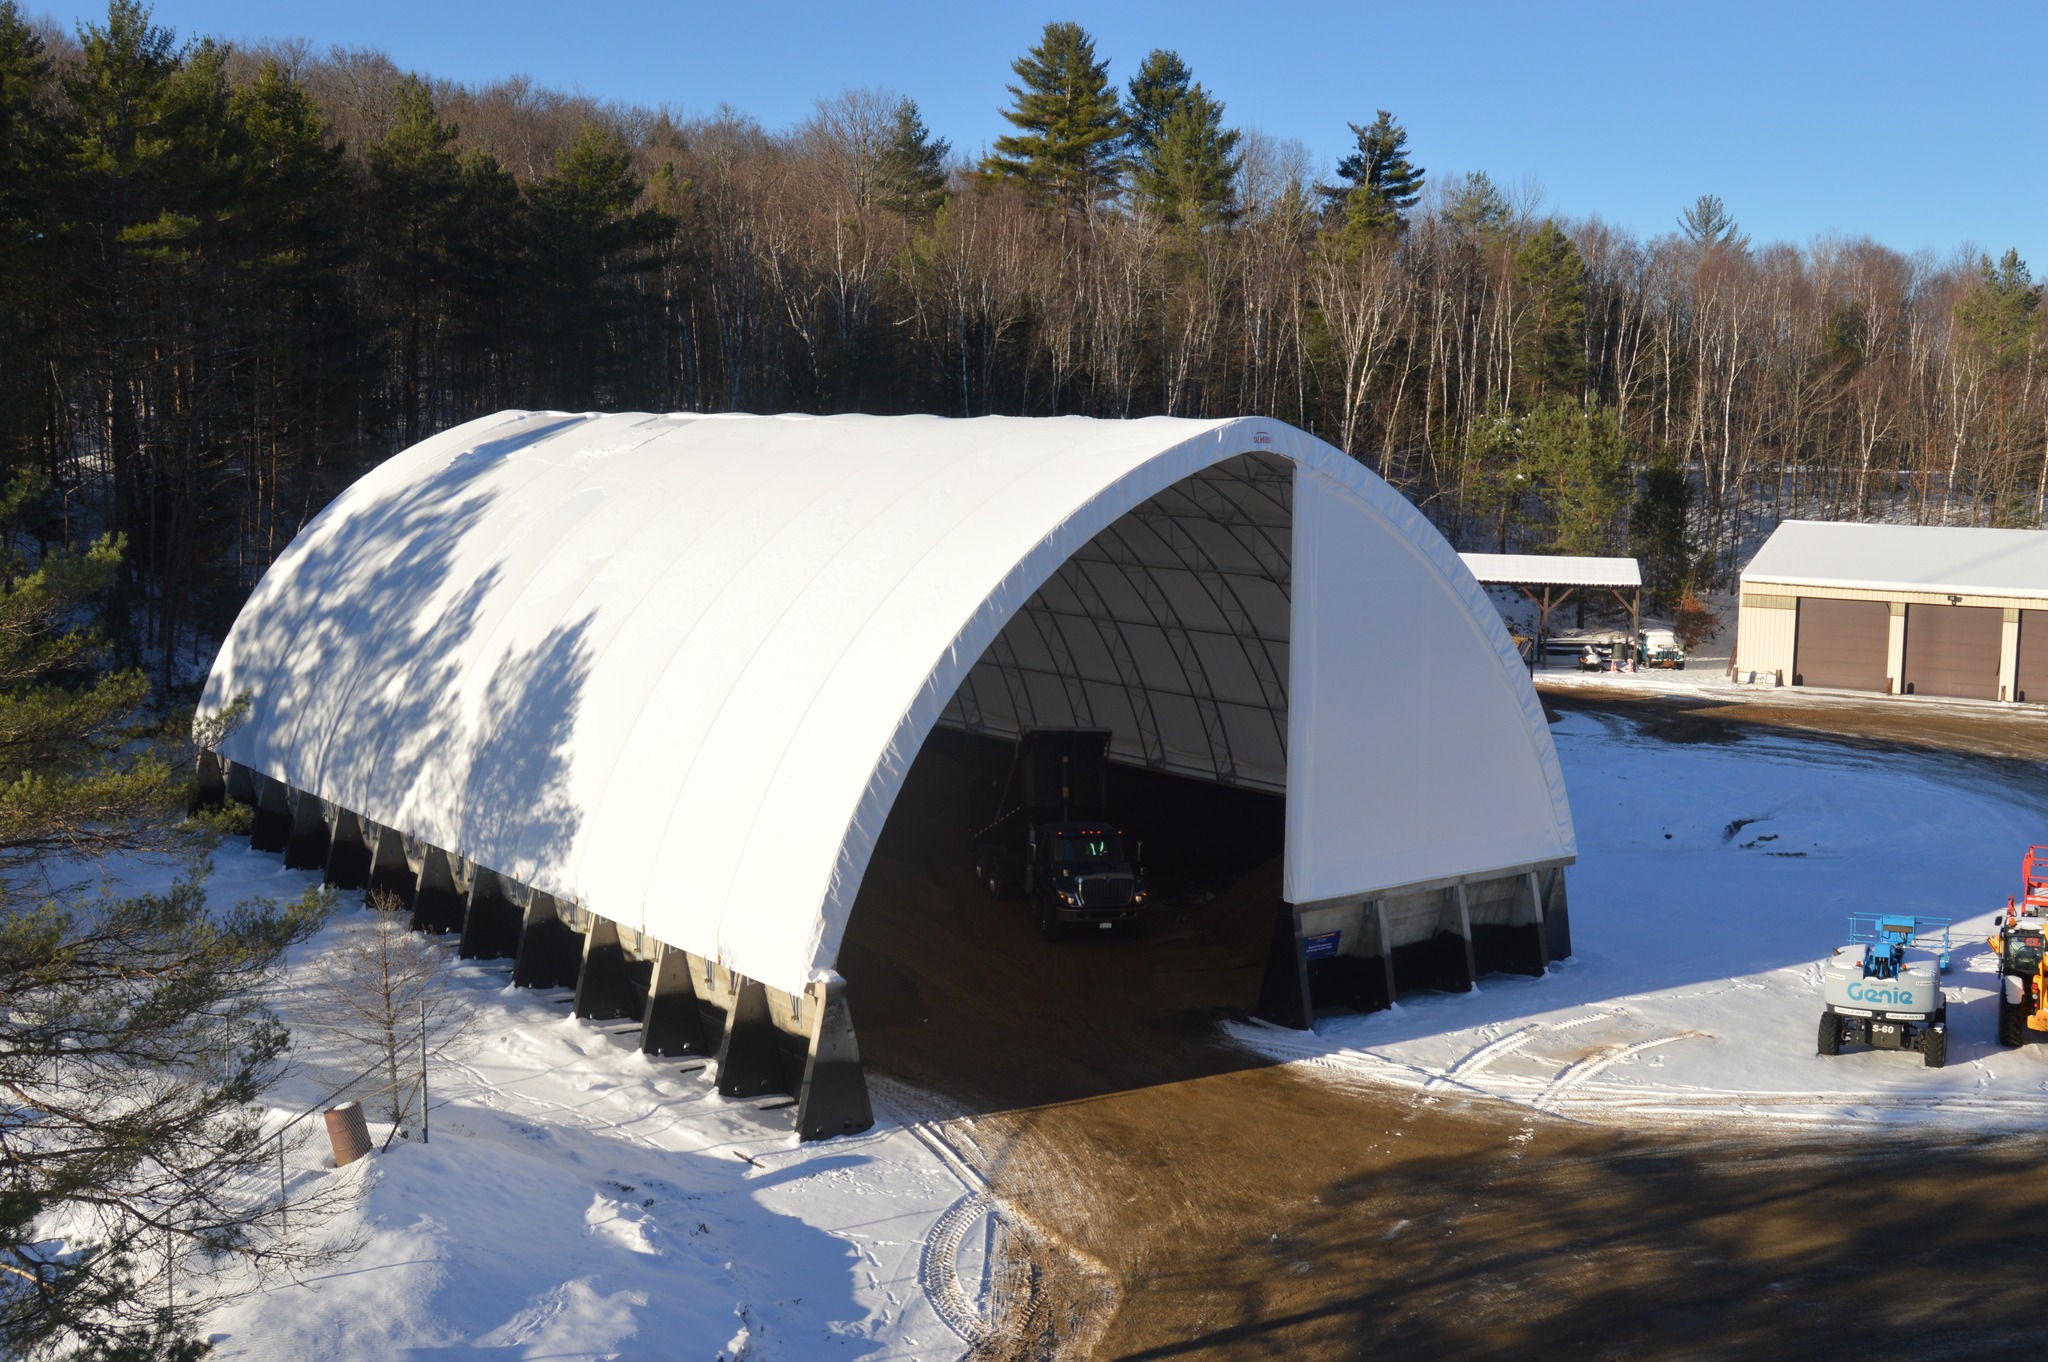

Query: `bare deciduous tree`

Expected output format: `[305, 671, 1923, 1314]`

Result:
[298, 892, 475, 1131]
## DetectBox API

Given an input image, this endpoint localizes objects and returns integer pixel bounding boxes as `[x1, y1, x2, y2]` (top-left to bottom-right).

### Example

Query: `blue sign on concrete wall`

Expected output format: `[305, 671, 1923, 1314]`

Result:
[1303, 931, 1340, 960]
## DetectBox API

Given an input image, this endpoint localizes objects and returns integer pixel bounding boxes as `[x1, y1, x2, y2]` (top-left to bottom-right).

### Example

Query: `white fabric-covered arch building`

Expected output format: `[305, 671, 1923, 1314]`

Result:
[200, 411, 1577, 1136]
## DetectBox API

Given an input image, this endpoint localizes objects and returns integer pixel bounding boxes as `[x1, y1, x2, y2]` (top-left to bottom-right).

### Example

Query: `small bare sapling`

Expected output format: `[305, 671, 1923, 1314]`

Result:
[299, 889, 475, 1132]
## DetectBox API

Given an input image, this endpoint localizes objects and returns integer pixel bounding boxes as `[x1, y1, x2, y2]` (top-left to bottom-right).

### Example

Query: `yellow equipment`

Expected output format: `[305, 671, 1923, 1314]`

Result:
[1992, 847, 2048, 1046]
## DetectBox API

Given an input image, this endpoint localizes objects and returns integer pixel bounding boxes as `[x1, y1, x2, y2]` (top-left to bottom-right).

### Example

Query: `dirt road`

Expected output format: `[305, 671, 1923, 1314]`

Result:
[839, 715, 2048, 1360]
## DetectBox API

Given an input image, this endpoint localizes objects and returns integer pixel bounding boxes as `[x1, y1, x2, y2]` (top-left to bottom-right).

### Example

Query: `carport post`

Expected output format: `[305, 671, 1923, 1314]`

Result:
[796, 972, 874, 1141]
[572, 918, 636, 1021]
[1254, 900, 1314, 1029]
[640, 944, 710, 1056]
[715, 976, 784, 1098]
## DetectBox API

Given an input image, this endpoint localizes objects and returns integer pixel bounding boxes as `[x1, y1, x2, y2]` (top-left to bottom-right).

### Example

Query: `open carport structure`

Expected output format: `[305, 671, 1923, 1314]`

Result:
[1738, 521, 2048, 701]
[1459, 553, 1643, 666]
[197, 411, 1577, 1138]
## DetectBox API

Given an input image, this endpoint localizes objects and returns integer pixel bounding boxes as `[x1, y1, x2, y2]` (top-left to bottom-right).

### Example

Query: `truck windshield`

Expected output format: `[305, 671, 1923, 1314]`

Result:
[2008, 933, 2045, 975]
[1051, 833, 1122, 864]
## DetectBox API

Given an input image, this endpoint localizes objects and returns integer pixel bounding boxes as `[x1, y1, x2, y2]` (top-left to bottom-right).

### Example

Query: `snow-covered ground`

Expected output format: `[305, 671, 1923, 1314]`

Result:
[85, 849, 997, 1361]
[1232, 707, 2048, 1126]
[75, 692, 2048, 1358]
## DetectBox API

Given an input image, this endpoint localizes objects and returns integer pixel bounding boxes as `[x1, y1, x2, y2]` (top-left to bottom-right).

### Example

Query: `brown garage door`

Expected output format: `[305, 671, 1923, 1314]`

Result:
[1793, 597, 1890, 692]
[2014, 610, 2048, 703]
[1903, 603, 2001, 699]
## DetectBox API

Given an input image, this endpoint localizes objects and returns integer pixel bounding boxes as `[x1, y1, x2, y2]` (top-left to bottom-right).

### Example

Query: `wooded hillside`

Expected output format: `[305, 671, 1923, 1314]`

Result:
[3, 6, 2041, 683]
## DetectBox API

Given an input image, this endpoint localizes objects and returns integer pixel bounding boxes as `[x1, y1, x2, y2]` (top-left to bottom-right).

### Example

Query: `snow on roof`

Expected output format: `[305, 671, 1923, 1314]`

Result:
[1459, 553, 1642, 589]
[203, 412, 1575, 995]
[1742, 521, 2048, 599]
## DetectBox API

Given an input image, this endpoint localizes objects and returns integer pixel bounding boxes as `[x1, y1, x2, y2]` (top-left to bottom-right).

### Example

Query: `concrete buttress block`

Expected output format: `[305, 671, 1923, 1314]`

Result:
[640, 945, 711, 1056]
[716, 977, 784, 1098]
[796, 972, 874, 1141]
[282, 794, 331, 871]
[459, 869, 521, 961]
[411, 847, 466, 934]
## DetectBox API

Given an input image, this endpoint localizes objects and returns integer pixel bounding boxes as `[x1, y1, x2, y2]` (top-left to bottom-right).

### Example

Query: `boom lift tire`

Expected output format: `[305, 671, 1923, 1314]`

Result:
[1817, 1013, 1841, 1056]
[1922, 1026, 1947, 1069]
[1999, 998, 2028, 1047]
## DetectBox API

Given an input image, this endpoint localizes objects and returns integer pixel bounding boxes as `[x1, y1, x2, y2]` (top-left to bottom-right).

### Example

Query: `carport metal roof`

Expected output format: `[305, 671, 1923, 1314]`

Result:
[202, 412, 1576, 996]
[1460, 553, 1642, 589]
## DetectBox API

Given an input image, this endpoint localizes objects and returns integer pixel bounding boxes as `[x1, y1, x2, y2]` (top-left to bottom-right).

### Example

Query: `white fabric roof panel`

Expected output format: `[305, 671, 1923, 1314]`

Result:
[202, 411, 1576, 995]
[1742, 520, 2048, 599]
[1459, 553, 1642, 588]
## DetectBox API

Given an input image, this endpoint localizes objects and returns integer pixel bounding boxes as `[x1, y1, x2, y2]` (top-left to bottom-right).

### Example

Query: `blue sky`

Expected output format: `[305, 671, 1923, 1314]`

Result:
[37, 0, 2048, 269]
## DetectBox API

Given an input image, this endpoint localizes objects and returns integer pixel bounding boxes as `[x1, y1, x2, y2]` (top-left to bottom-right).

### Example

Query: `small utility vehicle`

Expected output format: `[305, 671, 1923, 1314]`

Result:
[1817, 913, 1951, 1068]
[1638, 627, 1687, 669]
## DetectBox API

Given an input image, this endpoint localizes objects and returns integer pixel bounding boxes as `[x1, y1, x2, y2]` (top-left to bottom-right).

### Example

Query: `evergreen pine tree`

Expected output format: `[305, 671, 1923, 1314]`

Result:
[1678, 193, 1748, 250]
[1513, 220, 1587, 404]
[1123, 48, 1193, 160]
[1131, 85, 1241, 229]
[1521, 402, 1631, 556]
[1323, 109, 1423, 234]
[368, 75, 465, 448]
[528, 123, 672, 409]
[1956, 249, 2042, 374]
[0, 473, 327, 1358]
[1443, 171, 1510, 239]
[981, 21, 1124, 216]
[873, 98, 949, 218]
[0, 3, 58, 469]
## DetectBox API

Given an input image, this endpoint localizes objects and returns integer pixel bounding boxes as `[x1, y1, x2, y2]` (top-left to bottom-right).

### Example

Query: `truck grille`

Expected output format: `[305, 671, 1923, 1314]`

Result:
[1077, 873, 1135, 908]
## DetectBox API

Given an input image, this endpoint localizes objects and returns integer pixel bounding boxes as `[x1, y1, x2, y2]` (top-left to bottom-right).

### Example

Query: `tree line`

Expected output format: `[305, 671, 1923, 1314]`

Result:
[3, 5, 2044, 680]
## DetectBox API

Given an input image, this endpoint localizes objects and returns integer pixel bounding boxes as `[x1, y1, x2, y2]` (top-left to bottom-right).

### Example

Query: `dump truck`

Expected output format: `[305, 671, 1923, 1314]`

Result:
[1992, 846, 2048, 1047]
[971, 728, 1147, 940]
[1817, 912, 1951, 1068]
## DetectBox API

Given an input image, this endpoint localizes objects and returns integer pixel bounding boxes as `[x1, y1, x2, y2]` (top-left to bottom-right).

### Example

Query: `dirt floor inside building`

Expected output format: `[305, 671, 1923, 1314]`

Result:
[837, 704, 2048, 1360]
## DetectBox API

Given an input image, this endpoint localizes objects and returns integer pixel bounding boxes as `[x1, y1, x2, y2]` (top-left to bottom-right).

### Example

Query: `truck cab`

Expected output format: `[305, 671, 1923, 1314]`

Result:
[1028, 822, 1146, 938]
[971, 729, 1148, 940]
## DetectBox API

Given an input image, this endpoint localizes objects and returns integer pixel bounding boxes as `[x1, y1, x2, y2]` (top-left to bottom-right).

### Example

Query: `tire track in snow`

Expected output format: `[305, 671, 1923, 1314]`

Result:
[1534, 1034, 1703, 1112]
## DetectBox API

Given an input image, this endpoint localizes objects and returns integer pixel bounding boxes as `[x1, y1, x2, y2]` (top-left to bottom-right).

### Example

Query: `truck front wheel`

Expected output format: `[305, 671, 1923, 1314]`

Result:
[1035, 896, 1063, 943]
[1817, 1012, 1841, 1056]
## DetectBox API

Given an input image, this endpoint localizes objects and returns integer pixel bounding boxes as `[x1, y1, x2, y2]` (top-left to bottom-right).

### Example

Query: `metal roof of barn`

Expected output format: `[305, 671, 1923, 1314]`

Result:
[1742, 521, 2048, 600]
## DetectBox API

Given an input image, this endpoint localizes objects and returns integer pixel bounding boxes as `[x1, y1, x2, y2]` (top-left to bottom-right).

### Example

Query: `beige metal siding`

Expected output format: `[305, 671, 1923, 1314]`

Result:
[1735, 597, 1796, 677]
[2017, 610, 2048, 704]
[1903, 603, 2002, 700]
[1793, 598, 1889, 691]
